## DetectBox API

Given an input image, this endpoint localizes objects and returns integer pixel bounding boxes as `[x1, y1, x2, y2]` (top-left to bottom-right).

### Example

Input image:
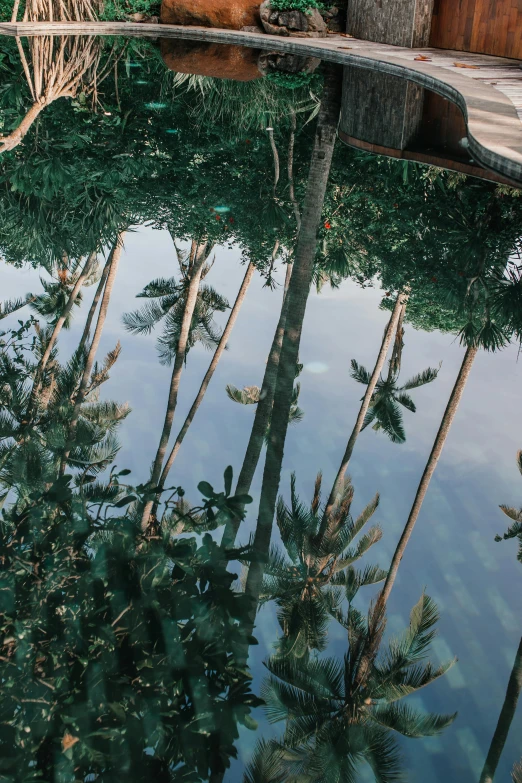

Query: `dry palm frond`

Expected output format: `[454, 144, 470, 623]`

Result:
[89, 342, 122, 391]
[22, 0, 100, 23]
[0, 33, 119, 154]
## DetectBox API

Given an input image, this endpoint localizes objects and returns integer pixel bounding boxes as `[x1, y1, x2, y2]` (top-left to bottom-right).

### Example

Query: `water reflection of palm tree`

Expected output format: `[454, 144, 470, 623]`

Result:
[238, 63, 343, 659]
[256, 594, 455, 782]
[377, 344, 477, 608]
[30, 251, 99, 403]
[495, 450, 522, 562]
[150, 262, 256, 519]
[220, 262, 294, 551]
[479, 639, 522, 783]
[482, 456, 522, 782]
[324, 291, 408, 515]
[60, 233, 125, 473]
[225, 364, 304, 443]
[261, 473, 385, 658]
[350, 305, 439, 444]
[373, 243, 522, 612]
[135, 239, 221, 529]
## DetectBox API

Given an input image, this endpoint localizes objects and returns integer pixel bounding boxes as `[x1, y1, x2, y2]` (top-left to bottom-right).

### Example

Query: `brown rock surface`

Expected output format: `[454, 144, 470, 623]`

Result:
[160, 0, 261, 29]
[260, 0, 327, 37]
[160, 39, 262, 81]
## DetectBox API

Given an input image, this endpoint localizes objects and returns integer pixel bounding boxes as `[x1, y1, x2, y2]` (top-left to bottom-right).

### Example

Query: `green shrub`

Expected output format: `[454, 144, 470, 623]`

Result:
[266, 70, 317, 90]
[99, 0, 159, 20]
[0, 0, 16, 21]
[269, 0, 323, 14]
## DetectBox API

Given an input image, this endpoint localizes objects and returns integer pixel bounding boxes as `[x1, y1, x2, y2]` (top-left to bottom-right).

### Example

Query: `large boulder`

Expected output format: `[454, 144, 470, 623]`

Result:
[259, 0, 327, 37]
[160, 39, 262, 81]
[160, 0, 262, 29]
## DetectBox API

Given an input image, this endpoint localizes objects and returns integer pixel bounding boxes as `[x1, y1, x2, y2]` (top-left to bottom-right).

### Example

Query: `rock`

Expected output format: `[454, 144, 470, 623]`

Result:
[320, 4, 345, 32]
[160, 39, 262, 81]
[277, 10, 308, 31]
[127, 13, 159, 22]
[260, 0, 327, 37]
[258, 50, 321, 75]
[160, 0, 261, 29]
[240, 24, 264, 32]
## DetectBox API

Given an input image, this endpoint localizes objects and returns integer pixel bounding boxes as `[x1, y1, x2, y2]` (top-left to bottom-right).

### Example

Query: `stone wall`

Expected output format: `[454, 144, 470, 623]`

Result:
[346, 0, 435, 47]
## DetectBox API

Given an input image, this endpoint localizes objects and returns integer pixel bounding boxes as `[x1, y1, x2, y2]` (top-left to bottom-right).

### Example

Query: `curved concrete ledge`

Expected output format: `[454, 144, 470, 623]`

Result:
[1, 21, 521, 185]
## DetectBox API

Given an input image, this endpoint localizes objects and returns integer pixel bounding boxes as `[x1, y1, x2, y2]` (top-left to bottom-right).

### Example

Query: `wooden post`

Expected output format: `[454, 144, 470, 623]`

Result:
[346, 0, 435, 48]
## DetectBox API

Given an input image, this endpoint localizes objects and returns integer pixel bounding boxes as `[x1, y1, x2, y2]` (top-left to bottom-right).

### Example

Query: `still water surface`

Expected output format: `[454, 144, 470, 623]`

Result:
[0, 33, 521, 783]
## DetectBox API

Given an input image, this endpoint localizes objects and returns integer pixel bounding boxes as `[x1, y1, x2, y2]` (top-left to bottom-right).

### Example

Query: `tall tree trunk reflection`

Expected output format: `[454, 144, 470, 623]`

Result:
[31, 251, 97, 400]
[324, 290, 408, 518]
[220, 263, 293, 550]
[239, 63, 343, 662]
[372, 344, 478, 623]
[141, 240, 213, 529]
[60, 232, 124, 473]
[151, 261, 256, 519]
[77, 253, 112, 356]
[480, 638, 522, 783]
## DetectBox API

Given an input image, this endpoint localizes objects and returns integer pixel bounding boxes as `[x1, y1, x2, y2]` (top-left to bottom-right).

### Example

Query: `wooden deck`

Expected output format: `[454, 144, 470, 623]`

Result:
[376, 46, 522, 124]
[430, 0, 522, 59]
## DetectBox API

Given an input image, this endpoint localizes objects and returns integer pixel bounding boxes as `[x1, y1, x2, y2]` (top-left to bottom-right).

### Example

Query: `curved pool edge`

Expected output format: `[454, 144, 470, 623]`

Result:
[1, 21, 521, 186]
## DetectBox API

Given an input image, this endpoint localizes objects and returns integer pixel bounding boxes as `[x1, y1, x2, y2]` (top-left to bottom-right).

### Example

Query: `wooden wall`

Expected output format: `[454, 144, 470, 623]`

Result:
[430, 0, 522, 59]
[346, 0, 434, 47]
[340, 66, 424, 148]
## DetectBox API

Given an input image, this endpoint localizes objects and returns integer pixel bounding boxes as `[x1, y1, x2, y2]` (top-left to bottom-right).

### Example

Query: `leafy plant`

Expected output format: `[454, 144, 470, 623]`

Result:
[266, 71, 317, 90]
[99, 0, 159, 20]
[269, 0, 323, 13]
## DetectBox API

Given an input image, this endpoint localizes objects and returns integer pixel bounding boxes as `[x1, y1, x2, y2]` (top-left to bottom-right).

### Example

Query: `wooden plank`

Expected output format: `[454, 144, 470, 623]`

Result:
[430, 0, 522, 58]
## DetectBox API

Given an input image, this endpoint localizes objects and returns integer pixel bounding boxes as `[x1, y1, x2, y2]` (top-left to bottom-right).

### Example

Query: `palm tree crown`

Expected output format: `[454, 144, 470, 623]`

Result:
[30, 260, 99, 328]
[226, 379, 304, 443]
[260, 473, 386, 657]
[495, 450, 522, 562]
[260, 593, 456, 782]
[123, 259, 229, 365]
[351, 360, 439, 444]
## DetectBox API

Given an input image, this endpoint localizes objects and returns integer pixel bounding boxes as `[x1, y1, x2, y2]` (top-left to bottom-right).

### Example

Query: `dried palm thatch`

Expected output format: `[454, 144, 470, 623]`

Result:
[12, 0, 100, 23]
[0, 34, 116, 154]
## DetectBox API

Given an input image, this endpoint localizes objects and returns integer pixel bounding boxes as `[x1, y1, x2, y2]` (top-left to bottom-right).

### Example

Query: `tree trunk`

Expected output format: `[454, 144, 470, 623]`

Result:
[29, 250, 97, 412]
[0, 99, 46, 153]
[378, 344, 478, 607]
[140, 241, 210, 530]
[60, 234, 124, 474]
[77, 253, 111, 355]
[324, 290, 407, 518]
[151, 262, 256, 519]
[11, 0, 22, 22]
[238, 63, 343, 664]
[220, 262, 294, 550]
[288, 109, 301, 233]
[479, 638, 522, 783]
[387, 299, 406, 380]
